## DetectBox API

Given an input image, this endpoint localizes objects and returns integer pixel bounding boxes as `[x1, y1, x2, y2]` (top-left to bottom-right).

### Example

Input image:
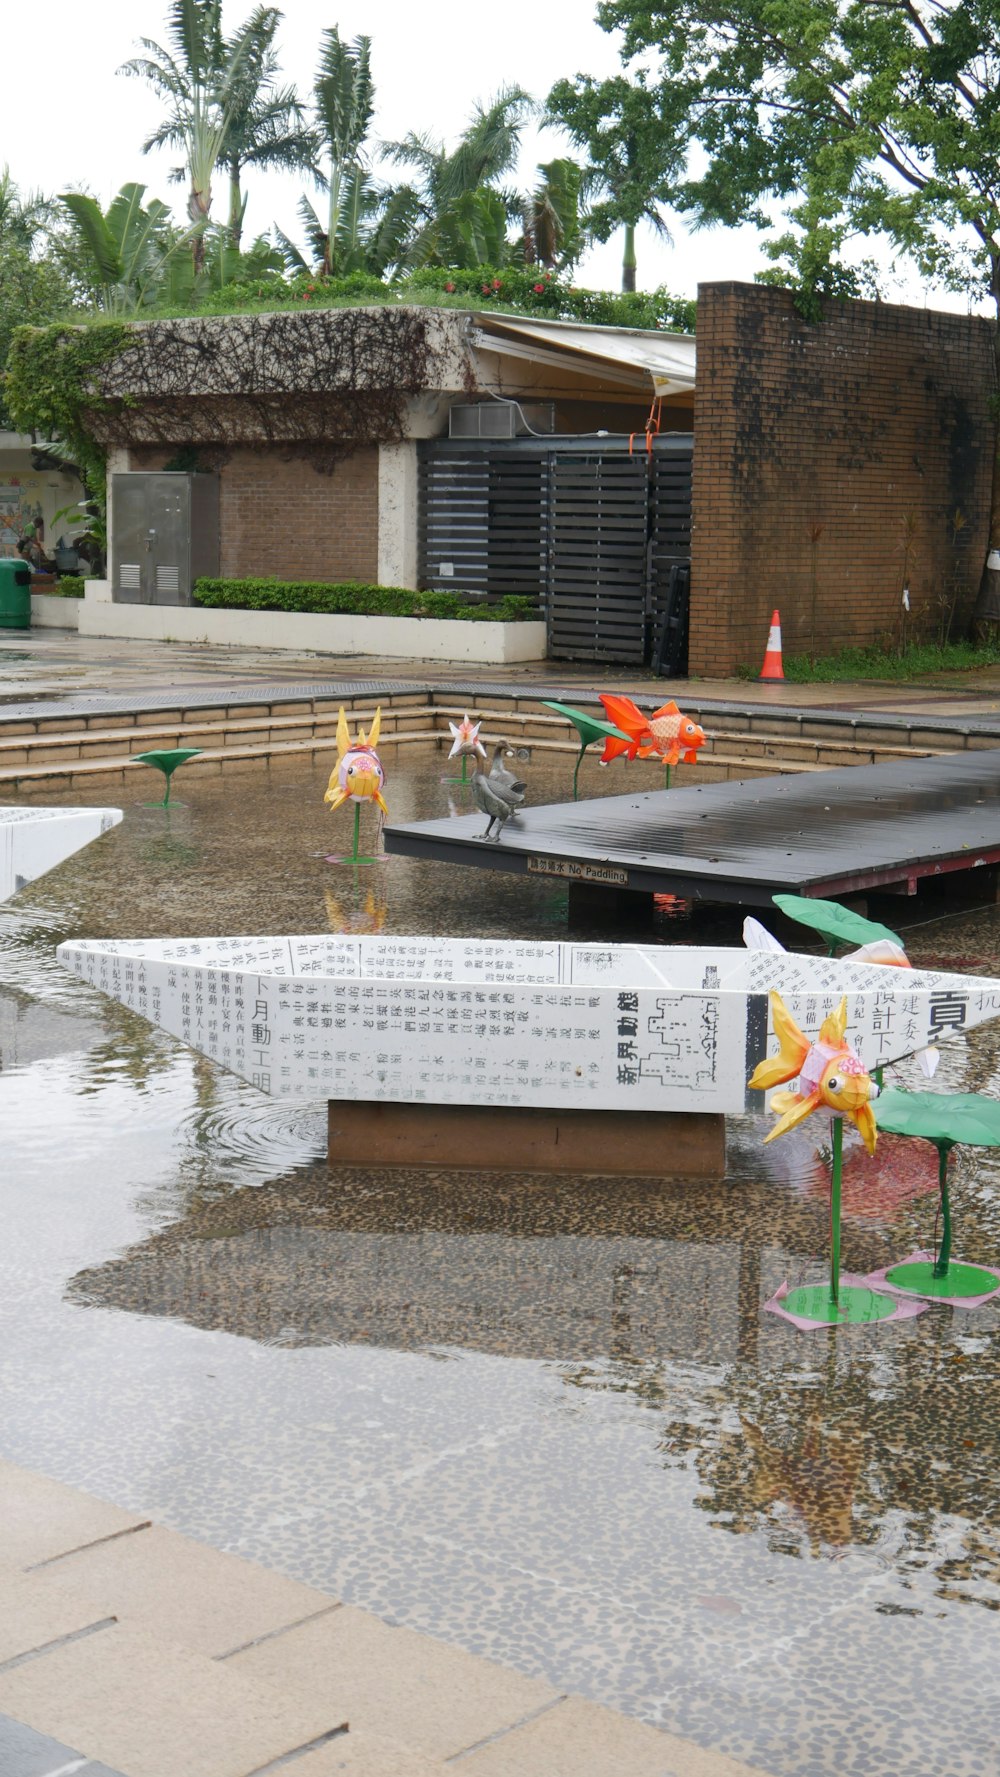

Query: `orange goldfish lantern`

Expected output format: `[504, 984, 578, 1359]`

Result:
[597, 693, 706, 767]
[749, 991, 879, 1156]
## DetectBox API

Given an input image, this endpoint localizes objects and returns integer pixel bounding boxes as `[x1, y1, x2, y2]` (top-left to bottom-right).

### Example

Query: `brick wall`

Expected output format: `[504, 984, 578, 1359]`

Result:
[129, 446, 380, 583]
[219, 448, 378, 580]
[690, 283, 997, 676]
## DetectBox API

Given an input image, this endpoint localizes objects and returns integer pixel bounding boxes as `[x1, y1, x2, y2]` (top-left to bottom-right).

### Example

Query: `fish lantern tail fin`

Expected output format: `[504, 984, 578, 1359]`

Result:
[598, 693, 645, 739]
[336, 707, 351, 761]
[818, 996, 848, 1046]
[748, 990, 811, 1090]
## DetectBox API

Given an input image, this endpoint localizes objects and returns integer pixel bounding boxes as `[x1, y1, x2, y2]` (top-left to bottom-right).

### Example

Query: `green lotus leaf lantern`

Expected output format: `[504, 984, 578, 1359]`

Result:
[134, 748, 203, 807]
[874, 1089, 1000, 1299]
[542, 701, 634, 800]
[772, 893, 902, 956]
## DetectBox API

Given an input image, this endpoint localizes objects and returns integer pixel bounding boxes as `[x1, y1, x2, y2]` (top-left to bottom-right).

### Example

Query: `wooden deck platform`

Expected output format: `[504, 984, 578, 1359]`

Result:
[383, 753, 1000, 906]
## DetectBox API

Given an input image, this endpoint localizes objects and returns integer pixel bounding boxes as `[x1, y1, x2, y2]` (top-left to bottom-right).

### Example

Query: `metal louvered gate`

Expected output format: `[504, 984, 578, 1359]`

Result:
[418, 435, 692, 667]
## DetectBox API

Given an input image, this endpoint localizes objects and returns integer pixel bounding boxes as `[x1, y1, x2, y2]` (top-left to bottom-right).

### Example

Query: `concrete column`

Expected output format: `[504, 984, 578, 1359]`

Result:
[104, 446, 129, 599]
[377, 441, 419, 589]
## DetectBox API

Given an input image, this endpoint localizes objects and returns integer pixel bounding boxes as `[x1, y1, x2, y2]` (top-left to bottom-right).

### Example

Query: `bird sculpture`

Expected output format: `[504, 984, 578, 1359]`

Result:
[472, 741, 526, 841]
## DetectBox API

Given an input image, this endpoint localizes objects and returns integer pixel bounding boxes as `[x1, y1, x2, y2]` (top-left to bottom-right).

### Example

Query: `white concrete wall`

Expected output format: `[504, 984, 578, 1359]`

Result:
[31, 593, 81, 629]
[76, 591, 547, 663]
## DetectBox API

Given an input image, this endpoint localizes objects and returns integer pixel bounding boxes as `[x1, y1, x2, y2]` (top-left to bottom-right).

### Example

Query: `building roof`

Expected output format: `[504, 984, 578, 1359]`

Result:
[472, 311, 696, 397]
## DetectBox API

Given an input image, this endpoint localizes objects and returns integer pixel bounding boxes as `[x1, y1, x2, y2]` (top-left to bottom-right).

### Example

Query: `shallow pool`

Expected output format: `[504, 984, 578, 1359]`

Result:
[2, 755, 999, 1777]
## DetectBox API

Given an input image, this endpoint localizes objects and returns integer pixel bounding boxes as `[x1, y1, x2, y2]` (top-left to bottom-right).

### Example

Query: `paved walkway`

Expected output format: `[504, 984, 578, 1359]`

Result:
[5, 631, 1000, 723]
[0, 1459, 767, 1777]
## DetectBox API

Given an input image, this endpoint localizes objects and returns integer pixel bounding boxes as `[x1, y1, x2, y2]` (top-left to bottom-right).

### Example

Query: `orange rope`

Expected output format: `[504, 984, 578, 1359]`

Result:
[628, 396, 663, 460]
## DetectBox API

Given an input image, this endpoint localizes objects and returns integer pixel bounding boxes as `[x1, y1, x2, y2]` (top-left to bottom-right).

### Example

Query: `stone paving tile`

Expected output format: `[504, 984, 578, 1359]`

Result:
[281, 1730, 448, 1775]
[0, 1460, 149, 1570]
[28, 1523, 337, 1658]
[0, 1624, 345, 1777]
[0, 1710, 125, 1776]
[229, 1603, 561, 1763]
[0, 1569, 116, 1666]
[456, 1696, 770, 1777]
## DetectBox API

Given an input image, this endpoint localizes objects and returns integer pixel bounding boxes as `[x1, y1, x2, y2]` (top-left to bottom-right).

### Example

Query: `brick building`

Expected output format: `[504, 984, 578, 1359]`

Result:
[95, 284, 997, 674]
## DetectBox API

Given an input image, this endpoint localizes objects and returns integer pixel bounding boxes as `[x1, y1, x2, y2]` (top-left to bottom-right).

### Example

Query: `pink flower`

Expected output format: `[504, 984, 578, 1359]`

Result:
[492, 278, 502, 290]
[533, 283, 545, 293]
[444, 281, 456, 292]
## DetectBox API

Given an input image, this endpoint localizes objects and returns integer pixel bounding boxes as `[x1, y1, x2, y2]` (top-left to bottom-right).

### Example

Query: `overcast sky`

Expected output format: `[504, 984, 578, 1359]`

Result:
[2, 0, 976, 313]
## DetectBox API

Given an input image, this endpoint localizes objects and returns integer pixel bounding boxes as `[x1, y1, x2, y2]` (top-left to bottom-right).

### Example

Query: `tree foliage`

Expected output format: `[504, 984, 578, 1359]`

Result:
[545, 71, 681, 290]
[597, 0, 1000, 311]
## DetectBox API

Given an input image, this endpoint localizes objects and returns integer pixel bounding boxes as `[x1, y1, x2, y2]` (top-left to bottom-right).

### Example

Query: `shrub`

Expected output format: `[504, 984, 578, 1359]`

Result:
[192, 578, 536, 622]
[40, 575, 86, 598]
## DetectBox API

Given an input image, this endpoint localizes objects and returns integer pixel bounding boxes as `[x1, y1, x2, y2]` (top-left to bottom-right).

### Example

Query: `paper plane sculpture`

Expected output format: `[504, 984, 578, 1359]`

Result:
[57, 941, 1000, 1124]
[1, 806, 122, 903]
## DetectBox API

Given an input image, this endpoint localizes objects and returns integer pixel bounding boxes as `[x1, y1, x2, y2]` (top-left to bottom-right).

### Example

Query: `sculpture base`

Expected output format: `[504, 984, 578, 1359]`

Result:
[327, 1101, 726, 1178]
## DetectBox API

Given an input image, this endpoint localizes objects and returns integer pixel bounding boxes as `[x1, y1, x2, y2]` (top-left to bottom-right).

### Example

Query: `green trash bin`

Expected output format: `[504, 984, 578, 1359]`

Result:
[0, 559, 31, 629]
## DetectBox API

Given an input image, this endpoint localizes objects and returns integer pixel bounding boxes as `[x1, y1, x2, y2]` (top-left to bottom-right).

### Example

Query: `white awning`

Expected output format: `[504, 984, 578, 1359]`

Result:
[472, 311, 696, 397]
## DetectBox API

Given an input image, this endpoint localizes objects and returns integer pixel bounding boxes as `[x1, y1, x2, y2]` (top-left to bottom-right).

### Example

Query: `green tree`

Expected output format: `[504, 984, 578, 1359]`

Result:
[518, 158, 586, 270]
[56, 184, 193, 314]
[592, 0, 1000, 612]
[0, 252, 72, 427]
[382, 86, 535, 270]
[120, 0, 271, 272]
[289, 26, 379, 278]
[545, 73, 680, 291]
[217, 7, 318, 250]
[0, 166, 55, 251]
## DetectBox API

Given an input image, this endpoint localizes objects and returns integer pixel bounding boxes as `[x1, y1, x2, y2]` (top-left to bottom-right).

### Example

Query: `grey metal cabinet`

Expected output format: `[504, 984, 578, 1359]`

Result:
[111, 473, 220, 605]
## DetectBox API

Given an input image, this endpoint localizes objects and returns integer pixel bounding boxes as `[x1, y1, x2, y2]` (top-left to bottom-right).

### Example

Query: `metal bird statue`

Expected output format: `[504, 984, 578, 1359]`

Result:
[472, 741, 526, 841]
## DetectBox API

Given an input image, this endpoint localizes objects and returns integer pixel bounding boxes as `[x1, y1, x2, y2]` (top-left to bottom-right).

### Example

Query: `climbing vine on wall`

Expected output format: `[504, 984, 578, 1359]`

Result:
[94, 306, 433, 471]
[4, 305, 434, 502]
[5, 321, 130, 510]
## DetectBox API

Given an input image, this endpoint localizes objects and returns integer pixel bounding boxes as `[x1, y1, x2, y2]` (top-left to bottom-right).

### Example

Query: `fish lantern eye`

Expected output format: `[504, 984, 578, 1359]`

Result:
[826, 1074, 843, 1095]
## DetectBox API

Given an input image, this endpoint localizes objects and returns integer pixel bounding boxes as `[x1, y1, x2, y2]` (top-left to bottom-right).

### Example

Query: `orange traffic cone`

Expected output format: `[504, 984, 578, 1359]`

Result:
[759, 609, 784, 681]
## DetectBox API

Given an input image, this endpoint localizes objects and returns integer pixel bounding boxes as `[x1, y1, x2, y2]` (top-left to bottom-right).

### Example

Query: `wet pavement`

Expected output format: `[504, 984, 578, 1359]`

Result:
[2, 755, 1000, 1777]
[6, 628, 1000, 720]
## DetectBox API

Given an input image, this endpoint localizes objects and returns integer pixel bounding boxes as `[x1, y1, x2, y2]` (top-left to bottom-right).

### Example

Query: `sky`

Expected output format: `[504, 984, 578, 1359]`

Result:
[0, 0, 978, 314]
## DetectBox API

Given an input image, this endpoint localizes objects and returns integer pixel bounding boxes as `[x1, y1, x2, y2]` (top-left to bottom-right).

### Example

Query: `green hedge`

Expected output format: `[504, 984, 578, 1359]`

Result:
[193, 578, 536, 622]
[35, 574, 85, 598]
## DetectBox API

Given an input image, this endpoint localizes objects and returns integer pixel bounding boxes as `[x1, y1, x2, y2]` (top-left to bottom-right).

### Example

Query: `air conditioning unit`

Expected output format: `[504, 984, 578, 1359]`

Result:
[448, 402, 555, 439]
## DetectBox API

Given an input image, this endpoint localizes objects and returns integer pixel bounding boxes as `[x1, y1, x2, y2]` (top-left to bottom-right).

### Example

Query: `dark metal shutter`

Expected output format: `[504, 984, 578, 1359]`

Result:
[547, 453, 650, 662]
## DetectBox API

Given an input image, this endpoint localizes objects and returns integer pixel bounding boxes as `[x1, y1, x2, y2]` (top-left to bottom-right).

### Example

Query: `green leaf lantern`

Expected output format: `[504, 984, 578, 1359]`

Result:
[772, 893, 902, 956]
[134, 748, 203, 807]
[542, 701, 634, 800]
[874, 1089, 1000, 1298]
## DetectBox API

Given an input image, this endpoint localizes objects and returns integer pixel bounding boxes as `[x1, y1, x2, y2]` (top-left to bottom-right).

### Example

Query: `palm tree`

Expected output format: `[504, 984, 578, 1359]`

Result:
[518, 159, 585, 270]
[546, 74, 680, 292]
[381, 86, 534, 270]
[216, 9, 318, 250]
[0, 167, 54, 250]
[303, 26, 375, 278]
[120, 0, 274, 271]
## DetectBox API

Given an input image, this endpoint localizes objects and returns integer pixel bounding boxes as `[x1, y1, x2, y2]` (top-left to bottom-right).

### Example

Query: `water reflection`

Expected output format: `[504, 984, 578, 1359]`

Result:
[2, 757, 1000, 1775]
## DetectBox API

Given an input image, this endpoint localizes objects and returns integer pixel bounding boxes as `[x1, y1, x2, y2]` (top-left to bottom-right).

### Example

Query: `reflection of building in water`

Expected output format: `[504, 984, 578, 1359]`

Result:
[69, 1172, 755, 1364]
[0, 988, 103, 1071]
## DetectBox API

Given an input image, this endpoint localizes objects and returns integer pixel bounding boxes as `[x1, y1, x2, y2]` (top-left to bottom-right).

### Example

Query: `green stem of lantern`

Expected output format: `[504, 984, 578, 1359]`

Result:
[351, 800, 361, 863]
[461, 754, 469, 785]
[574, 744, 585, 801]
[664, 763, 672, 789]
[830, 1116, 843, 1308]
[161, 769, 172, 808]
[934, 1143, 953, 1277]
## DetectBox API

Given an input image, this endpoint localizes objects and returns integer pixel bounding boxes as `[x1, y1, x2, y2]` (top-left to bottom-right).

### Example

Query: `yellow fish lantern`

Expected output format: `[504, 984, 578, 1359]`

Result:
[324, 707, 388, 819]
[748, 991, 879, 1155]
